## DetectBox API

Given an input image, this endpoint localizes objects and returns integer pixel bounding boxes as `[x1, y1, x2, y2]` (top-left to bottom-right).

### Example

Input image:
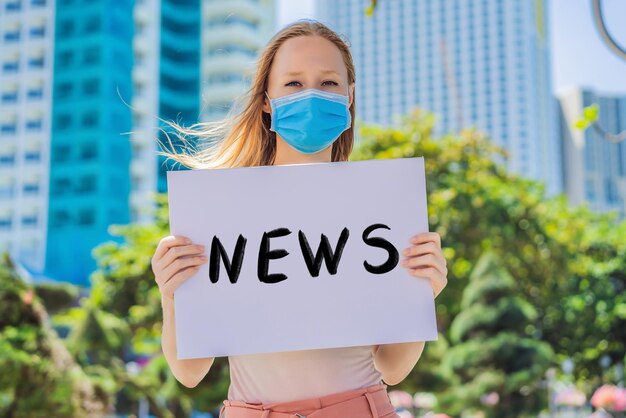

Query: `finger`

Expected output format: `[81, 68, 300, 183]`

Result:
[402, 241, 438, 258]
[410, 267, 447, 297]
[408, 266, 438, 292]
[409, 266, 447, 287]
[409, 232, 441, 247]
[159, 255, 207, 287]
[402, 252, 447, 275]
[153, 235, 192, 266]
[408, 265, 437, 279]
[155, 243, 206, 274]
[161, 265, 201, 299]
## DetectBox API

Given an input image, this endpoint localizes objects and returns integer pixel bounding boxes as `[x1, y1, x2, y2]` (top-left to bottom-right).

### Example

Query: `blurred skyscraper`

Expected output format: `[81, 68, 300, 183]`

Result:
[0, 0, 276, 286]
[0, 0, 134, 286]
[201, 0, 276, 122]
[132, 0, 275, 209]
[315, 0, 563, 197]
[48, 0, 135, 286]
[557, 88, 626, 219]
[0, 0, 54, 277]
[130, 0, 162, 224]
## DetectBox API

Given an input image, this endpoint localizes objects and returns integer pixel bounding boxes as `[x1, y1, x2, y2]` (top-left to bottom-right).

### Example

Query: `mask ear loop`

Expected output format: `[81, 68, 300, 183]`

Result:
[264, 91, 275, 133]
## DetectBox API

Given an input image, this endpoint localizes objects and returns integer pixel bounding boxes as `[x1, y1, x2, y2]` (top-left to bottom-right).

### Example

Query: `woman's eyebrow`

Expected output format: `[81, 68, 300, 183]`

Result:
[282, 70, 340, 77]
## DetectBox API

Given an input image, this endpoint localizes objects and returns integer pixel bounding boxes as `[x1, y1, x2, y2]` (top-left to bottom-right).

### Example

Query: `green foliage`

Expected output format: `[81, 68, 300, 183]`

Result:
[2, 104, 625, 417]
[450, 253, 537, 343]
[574, 103, 600, 130]
[440, 251, 554, 417]
[60, 192, 230, 416]
[365, 0, 378, 16]
[0, 253, 108, 417]
[33, 282, 78, 314]
[352, 107, 626, 413]
[67, 302, 131, 366]
[352, 109, 569, 330]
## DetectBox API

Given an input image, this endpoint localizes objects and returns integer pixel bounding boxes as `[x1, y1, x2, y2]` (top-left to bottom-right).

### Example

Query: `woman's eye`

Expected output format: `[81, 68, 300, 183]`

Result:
[285, 80, 339, 87]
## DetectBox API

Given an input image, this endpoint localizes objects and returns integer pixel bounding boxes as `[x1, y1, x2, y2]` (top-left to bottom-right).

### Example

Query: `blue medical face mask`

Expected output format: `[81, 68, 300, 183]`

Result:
[265, 87, 351, 154]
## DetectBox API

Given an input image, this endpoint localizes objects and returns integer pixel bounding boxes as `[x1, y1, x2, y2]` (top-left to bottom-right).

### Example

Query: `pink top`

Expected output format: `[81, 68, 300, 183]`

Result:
[227, 345, 384, 403]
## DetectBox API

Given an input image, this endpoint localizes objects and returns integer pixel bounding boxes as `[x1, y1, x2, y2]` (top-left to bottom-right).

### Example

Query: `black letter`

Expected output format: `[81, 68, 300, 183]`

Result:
[258, 227, 291, 284]
[209, 234, 247, 284]
[362, 223, 399, 274]
[298, 227, 350, 277]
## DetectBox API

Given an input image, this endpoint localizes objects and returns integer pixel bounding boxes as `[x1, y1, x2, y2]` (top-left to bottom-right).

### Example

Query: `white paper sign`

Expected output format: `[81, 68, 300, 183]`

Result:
[167, 157, 438, 359]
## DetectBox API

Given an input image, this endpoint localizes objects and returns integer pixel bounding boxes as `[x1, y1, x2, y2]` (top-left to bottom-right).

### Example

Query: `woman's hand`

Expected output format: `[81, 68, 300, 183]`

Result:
[151, 235, 207, 301]
[400, 231, 448, 298]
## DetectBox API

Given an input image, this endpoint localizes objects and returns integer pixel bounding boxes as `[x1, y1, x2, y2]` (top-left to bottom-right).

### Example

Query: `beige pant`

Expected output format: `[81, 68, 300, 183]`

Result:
[219, 383, 400, 418]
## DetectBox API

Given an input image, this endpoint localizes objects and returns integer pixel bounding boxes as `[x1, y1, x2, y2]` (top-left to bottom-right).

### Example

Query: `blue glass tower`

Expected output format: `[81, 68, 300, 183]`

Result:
[156, 0, 201, 193]
[46, 0, 134, 286]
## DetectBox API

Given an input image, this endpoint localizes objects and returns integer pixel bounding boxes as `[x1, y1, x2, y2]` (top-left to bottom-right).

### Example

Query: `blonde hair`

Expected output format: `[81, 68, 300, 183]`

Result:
[156, 19, 356, 169]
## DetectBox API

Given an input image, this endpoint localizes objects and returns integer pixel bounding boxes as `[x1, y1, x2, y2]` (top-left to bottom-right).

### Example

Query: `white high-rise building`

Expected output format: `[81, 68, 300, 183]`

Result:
[557, 87, 626, 219]
[131, 0, 277, 216]
[200, 0, 276, 121]
[0, 0, 55, 272]
[316, 0, 562, 196]
[130, 0, 162, 224]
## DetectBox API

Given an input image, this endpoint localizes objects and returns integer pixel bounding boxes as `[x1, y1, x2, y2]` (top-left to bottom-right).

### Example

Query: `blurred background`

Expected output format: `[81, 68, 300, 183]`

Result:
[0, 0, 625, 417]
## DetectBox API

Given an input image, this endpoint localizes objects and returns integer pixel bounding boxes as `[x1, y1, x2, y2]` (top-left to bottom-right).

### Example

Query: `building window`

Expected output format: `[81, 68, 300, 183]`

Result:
[57, 82, 72, 98]
[25, 118, 43, 131]
[84, 15, 100, 33]
[58, 20, 74, 38]
[52, 145, 70, 163]
[51, 210, 71, 228]
[3, 61, 19, 72]
[82, 111, 98, 127]
[28, 56, 45, 69]
[22, 215, 38, 226]
[0, 154, 16, 165]
[30, 26, 46, 38]
[58, 50, 73, 68]
[83, 79, 99, 95]
[25, 151, 41, 162]
[77, 175, 96, 192]
[27, 87, 44, 100]
[1, 122, 17, 134]
[56, 114, 72, 130]
[83, 47, 100, 65]
[78, 208, 95, 225]
[4, 29, 21, 42]
[51, 177, 71, 195]
[1, 91, 18, 103]
[80, 142, 98, 160]
[0, 217, 12, 229]
[5, 1, 22, 12]
[23, 183, 40, 194]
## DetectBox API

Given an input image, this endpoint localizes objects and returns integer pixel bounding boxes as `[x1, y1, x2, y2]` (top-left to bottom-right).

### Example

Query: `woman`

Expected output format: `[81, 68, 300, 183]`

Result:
[151, 19, 448, 418]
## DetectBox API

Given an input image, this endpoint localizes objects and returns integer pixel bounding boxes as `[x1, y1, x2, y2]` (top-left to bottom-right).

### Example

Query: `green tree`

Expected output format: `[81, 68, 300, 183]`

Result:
[53, 193, 231, 417]
[439, 250, 554, 417]
[351, 108, 626, 393]
[7, 104, 621, 417]
[0, 252, 108, 417]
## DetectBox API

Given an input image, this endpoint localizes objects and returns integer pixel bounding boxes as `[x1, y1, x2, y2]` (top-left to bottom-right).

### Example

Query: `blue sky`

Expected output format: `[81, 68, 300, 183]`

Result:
[277, 0, 626, 95]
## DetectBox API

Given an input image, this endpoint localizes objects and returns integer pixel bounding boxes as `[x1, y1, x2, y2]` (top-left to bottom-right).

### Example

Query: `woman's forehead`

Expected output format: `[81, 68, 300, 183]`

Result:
[271, 36, 347, 78]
